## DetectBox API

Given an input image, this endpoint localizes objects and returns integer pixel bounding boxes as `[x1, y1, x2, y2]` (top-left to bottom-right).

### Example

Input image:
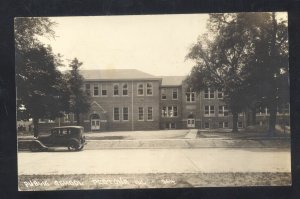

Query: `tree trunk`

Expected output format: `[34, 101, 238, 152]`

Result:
[33, 117, 39, 137]
[268, 103, 277, 136]
[232, 112, 239, 133]
[268, 13, 278, 137]
[76, 112, 80, 126]
[251, 107, 256, 125]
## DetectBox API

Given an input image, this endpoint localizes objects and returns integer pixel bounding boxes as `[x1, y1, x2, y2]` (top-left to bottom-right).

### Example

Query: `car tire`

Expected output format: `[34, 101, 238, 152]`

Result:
[68, 139, 80, 151]
[29, 142, 41, 152]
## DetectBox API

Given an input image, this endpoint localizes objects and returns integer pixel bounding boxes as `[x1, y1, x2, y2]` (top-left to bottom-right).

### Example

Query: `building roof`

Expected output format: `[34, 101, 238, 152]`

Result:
[160, 76, 186, 86]
[80, 69, 161, 81]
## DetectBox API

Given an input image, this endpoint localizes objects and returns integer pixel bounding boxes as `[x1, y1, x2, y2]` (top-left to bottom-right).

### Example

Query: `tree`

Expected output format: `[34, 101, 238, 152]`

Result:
[15, 17, 69, 137]
[66, 58, 90, 125]
[245, 13, 289, 136]
[186, 13, 288, 133]
[14, 17, 56, 52]
[186, 13, 256, 132]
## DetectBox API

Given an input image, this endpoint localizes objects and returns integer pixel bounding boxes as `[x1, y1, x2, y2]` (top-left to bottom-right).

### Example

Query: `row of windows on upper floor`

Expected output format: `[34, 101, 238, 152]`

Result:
[162, 88, 224, 101]
[85, 83, 224, 101]
[85, 82, 153, 97]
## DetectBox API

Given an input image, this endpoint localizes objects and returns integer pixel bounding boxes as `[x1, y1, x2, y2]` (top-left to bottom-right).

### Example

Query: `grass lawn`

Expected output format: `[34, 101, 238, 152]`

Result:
[18, 172, 291, 191]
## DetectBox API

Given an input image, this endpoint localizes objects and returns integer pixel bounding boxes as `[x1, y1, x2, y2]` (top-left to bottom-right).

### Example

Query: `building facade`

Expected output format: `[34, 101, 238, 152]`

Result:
[80, 69, 161, 132]
[36, 69, 289, 133]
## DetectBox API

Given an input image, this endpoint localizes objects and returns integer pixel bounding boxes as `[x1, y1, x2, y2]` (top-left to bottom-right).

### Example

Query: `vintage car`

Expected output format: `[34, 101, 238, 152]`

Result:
[30, 126, 86, 152]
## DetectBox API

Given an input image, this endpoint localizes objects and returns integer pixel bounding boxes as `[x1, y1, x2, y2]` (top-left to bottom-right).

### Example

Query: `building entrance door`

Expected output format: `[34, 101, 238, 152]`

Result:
[90, 114, 100, 130]
[187, 119, 195, 128]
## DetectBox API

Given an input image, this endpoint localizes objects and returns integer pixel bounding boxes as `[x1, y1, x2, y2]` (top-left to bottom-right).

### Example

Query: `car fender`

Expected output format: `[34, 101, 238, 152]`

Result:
[30, 139, 48, 151]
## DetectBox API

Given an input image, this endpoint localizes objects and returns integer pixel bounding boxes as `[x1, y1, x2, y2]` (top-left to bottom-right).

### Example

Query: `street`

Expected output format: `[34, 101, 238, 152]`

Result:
[18, 148, 291, 175]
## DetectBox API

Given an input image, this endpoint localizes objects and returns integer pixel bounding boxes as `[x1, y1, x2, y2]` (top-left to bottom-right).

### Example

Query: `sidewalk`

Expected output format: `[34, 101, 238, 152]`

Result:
[18, 129, 290, 150]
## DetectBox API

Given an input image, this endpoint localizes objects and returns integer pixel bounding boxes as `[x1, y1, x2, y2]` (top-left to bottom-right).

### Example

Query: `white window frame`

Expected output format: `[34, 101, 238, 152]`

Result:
[147, 107, 153, 121]
[219, 121, 228, 128]
[204, 122, 210, 129]
[138, 107, 144, 121]
[186, 92, 196, 102]
[122, 107, 129, 121]
[100, 84, 108, 97]
[137, 83, 144, 96]
[161, 106, 178, 118]
[113, 83, 119, 96]
[217, 89, 223, 99]
[161, 88, 167, 100]
[93, 83, 99, 97]
[113, 107, 120, 121]
[204, 105, 215, 117]
[218, 105, 229, 116]
[172, 88, 178, 100]
[122, 83, 128, 96]
[204, 88, 214, 99]
[146, 83, 153, 96]
[238, 121, 243, 128]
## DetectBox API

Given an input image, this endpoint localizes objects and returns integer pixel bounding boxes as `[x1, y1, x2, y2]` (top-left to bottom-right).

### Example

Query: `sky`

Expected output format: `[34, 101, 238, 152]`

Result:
[40, 14, 209, 76]
[39, 12, 287, 76]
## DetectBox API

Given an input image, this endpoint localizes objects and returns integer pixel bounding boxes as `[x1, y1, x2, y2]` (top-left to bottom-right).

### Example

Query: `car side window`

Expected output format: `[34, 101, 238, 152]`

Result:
[51, 129, 59, 136]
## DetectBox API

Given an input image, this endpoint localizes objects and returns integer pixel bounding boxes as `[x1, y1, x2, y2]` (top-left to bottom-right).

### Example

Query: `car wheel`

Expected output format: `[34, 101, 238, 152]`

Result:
[29, 142, 41, 152]
[68, 139, 80, 151]
[77, 144, 84, 151]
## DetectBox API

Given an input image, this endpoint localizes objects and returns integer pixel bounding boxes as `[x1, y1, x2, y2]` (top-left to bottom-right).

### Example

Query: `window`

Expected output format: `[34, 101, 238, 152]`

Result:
[210, 89, 215, 99]
[219, 122, 228, 128]
[113, 107, 120, 121]
[218, 122, 223, 128]
[161, 88, 166, 100]
[204, 122, 210, 129]
[146, 83, 153, 96]
[186, 92, 195, 102]
[218, 105, 229, 116]
[93, 84, 99, 96]
[123, 107, 129, 121]
[258, 107, 269, 115]
[162, 107, 166, 117]
[238, 121, 243, 128]
[172, 88, 178, 100]
[147, 107, 153, 120]
[137, 83, 144, 96]
[173, 106, 178, 117]
[166, 122, 176, 129]
[204, 105, 215, 116]
[101, 84, 107, 96]
[204, 88, 214, 99]
[217, 89, 223, 99]
[284, 104, 290, 114]
[64, 113, 70, 122]
[161, 106, 178, 118]
[85, 84, 90, 96]
[113, 84, 119, 96]
[122, 83, 128, 96]
[138, 107, 144, 121]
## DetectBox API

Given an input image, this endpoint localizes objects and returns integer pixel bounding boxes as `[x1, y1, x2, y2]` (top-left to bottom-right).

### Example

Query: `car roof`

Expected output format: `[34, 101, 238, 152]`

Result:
[51, 126, 83, 129]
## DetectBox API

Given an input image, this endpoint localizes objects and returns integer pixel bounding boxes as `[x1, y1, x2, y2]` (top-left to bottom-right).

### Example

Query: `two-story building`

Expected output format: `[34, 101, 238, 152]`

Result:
[35, 69, 289, 133]
[160, 77, 245, 130]
[80, 69, 161, 132]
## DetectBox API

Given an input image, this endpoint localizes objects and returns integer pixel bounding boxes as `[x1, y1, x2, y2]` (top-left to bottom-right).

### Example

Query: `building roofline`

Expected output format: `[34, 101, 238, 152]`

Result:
[84, 78, 162, 81]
